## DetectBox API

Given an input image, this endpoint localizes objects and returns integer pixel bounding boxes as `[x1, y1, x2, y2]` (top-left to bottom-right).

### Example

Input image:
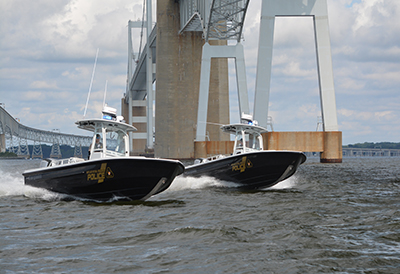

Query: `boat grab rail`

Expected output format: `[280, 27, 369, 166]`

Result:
[234, 146, 261, 155]
[194, 154, 227, 165]
[44, 157, 86, 167]
[105, 150, 125, 157]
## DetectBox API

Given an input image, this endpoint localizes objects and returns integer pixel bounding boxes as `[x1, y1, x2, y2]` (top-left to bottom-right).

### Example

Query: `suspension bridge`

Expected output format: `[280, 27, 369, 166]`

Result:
[0, 106, 91, 159]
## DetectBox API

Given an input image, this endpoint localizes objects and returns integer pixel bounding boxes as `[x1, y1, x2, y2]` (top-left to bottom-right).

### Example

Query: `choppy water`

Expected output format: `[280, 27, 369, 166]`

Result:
[1, 157, 400, 273]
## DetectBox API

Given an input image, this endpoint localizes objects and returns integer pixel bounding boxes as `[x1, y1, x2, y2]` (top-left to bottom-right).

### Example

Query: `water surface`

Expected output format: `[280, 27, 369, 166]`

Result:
[1, 158, 399, 273]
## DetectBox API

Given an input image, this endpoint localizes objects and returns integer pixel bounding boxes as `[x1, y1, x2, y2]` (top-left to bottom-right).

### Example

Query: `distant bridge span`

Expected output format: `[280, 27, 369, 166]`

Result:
[0, 106, 92, 158]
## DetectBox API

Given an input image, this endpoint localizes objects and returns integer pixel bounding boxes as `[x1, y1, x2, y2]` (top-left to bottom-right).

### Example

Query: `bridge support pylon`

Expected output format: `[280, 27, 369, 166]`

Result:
[253, 0, 342, 163]
[32, 140, 43, 159]
[74, 143, 83, 158]
[0, 134, 5, 153]
[320, 131, 342, 163]
[155, 0, 229, 159]
[16, 137, 30, 159]
[196, 42, 249, 142]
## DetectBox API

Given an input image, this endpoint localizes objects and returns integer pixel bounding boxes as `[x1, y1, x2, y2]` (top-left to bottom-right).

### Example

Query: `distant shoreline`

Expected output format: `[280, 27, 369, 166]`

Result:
[343, 142, 400, 149]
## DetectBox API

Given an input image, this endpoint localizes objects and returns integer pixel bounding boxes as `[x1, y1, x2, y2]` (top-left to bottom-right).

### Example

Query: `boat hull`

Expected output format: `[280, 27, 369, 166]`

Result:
[184, 151, 306, 189]
[23, 158, 184, 202]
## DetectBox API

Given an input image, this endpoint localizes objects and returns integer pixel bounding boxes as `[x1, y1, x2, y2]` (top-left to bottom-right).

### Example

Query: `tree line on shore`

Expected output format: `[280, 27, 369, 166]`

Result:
[343, 142, 400, 149]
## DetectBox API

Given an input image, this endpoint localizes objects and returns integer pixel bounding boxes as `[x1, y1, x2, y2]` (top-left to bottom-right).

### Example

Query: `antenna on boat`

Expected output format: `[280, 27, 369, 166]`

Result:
[83, 48, 99, 118]
[206, 122, 225, 126]
[102, 80, 108, 108]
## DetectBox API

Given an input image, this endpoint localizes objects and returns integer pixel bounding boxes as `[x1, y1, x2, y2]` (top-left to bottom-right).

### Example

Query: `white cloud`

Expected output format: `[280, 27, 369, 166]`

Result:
[352, 0, 389, 31]
[336, 77, 365, 92]
[30, 81, 58, 90]
[338, 108, 395, 122]
[277, 61, 317, 78]
[22, 91, 45, 101]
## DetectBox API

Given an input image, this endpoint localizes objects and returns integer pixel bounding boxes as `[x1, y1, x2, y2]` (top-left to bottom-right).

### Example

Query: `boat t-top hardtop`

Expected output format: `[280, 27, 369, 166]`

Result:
[76, 106, 137, 160]
[221, 123, 268, 156]
[23, 106, 184, 202]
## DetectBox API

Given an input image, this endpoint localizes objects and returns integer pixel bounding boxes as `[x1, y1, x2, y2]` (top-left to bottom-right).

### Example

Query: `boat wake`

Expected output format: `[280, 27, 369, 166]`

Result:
[0, 173, 117, 203]
[168, 175, 240, 191]
[168, 174, 298, 192]
[269, 176, 297, 190]
[0, 169, 63, 201]
[24, 187, 67, 201]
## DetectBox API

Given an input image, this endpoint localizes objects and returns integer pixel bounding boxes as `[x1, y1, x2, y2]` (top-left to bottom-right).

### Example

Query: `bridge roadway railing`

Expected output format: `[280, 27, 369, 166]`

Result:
[1, 106, 92, 158]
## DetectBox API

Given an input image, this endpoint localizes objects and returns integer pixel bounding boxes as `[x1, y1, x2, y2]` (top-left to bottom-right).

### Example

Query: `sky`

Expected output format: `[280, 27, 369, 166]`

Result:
[1, 0, 399, 145]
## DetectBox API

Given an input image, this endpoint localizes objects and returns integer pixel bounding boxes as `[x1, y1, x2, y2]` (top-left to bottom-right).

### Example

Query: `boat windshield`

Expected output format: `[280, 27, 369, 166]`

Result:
[247, 133, 262, 150]
[105, 130, 126, 156]
[234, 130, 263, 154]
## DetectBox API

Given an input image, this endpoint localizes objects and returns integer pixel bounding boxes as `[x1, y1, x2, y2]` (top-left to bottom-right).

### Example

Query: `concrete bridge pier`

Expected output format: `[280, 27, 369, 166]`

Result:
[155, 0, 229, 159]
[0, 134, 5, 152]
[320, 131, 342, 163]
[264, 131, 342, 163]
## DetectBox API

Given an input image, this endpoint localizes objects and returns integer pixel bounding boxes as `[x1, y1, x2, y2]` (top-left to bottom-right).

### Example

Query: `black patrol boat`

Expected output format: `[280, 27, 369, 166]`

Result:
[184, 115, 306, 189]
[23, 106, 184, 202]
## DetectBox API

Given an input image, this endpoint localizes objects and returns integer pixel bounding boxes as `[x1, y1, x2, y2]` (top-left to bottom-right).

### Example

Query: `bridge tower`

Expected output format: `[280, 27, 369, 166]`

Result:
[254, 0, 342, 163]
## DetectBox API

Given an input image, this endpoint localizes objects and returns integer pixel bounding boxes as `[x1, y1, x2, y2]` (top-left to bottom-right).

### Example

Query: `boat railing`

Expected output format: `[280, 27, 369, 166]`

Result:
[47, 157, 86, 167]
[233, 146, 261, 155]
[105, 150, 125, 158]
[91, 148, 125, 159]
[246, 147, 262, 153]
[194, 154, 227, 164]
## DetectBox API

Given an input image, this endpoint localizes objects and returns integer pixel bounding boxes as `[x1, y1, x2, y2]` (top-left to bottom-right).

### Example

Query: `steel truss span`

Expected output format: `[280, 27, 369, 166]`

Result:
[0, 106, 91, 158]
[179, 0, 250, 42]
